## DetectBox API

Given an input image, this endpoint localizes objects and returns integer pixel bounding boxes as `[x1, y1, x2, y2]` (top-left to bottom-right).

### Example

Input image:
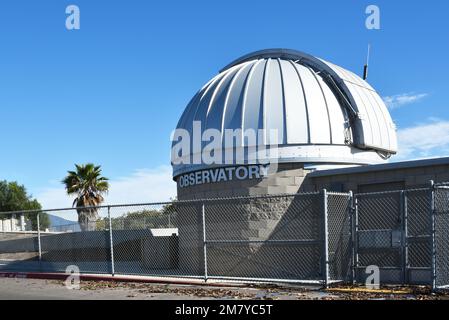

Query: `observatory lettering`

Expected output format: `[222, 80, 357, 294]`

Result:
[178, 164, 269, 188]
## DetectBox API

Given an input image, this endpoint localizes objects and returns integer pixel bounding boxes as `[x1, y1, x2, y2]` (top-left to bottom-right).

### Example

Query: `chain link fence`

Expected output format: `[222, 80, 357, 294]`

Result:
[204, 193, 324, 283]
[0, 214, 40, 272]
[0, 184, 448, 290]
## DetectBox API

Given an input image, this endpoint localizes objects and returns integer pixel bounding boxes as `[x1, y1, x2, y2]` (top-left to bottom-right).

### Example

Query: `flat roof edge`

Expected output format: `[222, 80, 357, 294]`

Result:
[307, 156, 449, 178]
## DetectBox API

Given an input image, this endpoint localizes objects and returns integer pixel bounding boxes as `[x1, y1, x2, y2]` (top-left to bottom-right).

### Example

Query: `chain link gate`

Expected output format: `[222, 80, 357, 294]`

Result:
[326, 192, 353, 285]
[434, 185, 449, 290]
[354, 188, 434, 285]
[354, 190, 404, 284]
[405, 188, 433, 284]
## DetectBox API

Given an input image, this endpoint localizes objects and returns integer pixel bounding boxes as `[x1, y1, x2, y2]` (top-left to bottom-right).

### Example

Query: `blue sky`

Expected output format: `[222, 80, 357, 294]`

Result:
[0, 0, 448, 208]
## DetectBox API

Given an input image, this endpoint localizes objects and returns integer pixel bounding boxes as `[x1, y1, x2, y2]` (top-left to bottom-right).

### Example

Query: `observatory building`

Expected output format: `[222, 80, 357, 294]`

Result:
[170, 49, 449, 279]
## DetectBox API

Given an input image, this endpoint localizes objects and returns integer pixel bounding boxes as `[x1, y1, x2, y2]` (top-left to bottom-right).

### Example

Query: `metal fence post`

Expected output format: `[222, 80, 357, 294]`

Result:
[202, 203, 208, 282]
[322, 189, 329, 288]
[108, 206, 115, 276]
[401, 190, 408, 285]
[36, 212, 42, 262]
[353, 194, 359, 284]
[348, 191, 355, 284]
[430, 180, 437, 291]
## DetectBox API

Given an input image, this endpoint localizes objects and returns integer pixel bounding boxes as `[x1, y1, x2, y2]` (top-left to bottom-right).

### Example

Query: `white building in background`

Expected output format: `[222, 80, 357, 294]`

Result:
[0, 214, 27, 232]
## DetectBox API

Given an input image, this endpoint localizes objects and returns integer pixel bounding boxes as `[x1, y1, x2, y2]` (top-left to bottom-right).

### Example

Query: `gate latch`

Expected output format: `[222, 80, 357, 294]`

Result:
[391, 230, 403, 248]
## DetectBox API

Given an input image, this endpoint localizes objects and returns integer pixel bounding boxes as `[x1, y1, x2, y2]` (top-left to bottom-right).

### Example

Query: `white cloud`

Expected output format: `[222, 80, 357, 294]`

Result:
[395, 119, 449, 161]
[35, 165, 177, 214]
[383, 93, 428, 109]
[36, 187, 75, 211]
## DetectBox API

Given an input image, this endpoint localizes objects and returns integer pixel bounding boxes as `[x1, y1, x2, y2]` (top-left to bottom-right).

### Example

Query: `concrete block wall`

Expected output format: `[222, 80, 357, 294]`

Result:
[174, 189, 323, 279]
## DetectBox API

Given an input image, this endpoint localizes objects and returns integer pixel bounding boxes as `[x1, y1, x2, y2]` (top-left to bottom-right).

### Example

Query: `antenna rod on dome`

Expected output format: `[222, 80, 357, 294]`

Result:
[363, 44, 370, 80]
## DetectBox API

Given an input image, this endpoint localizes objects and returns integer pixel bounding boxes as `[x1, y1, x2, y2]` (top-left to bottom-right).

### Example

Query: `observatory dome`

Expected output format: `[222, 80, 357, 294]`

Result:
[172, 49, 397, 178]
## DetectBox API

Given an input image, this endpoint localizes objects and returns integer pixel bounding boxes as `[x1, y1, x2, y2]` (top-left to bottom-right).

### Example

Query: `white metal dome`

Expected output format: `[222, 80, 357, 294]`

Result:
[172, 49, 397, 177]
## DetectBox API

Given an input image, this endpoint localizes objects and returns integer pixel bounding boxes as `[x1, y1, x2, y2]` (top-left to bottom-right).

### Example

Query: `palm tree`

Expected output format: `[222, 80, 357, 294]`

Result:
[62, 164, 109, 231]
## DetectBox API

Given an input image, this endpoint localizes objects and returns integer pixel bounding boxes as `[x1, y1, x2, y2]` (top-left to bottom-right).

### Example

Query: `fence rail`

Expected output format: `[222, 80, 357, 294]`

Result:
[0, 182, 448, 290]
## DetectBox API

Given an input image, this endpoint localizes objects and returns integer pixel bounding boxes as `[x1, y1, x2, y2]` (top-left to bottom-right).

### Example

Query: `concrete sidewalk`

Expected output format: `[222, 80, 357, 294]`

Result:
[0, 276, 445, 300]
[0, 277, 319, 300]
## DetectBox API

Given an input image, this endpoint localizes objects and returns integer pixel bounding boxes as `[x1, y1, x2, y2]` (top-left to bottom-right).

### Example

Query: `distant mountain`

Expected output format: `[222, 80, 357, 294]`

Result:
[47, 214, 80, 232]
[48, 214, 76, 226]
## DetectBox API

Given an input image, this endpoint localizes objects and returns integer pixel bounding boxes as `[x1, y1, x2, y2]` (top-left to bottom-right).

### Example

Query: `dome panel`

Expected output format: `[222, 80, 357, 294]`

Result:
[361, 86, 389, 149]
[177, 91, 202, 134]
[242, 60, 265, 145]
[205, 67, 240, 132]
[317, 75, 346, 145]
[372, 91, 397, 151]
[221, 61, 254, 135]
[279, 59, 309, 144]
[264, 59, 285, 145]
[294, 64, 331, 144]
[350, 82, 376, 146]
